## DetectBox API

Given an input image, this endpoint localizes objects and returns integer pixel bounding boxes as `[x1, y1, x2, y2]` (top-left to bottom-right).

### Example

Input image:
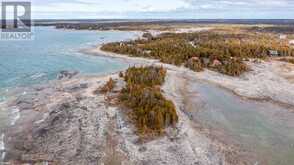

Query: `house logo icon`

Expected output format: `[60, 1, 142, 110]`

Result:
[1, 2, 31, 32]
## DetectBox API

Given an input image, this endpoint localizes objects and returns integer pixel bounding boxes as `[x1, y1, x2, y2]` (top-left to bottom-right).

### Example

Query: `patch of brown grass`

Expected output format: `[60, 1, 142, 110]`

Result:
[279, 58, 294, 64]
[96, 78, 116, 94]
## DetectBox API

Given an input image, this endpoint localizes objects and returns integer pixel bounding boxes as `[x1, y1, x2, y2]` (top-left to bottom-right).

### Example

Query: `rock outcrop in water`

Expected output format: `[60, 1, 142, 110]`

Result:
[57, 70, 79, 80]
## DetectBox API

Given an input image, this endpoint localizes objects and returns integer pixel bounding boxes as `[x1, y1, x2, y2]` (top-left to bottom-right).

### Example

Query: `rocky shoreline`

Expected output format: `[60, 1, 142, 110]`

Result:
[1, 67, 249, 164]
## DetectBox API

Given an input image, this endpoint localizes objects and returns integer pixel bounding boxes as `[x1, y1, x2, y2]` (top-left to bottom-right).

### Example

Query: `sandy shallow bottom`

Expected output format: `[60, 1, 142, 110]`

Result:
[195, 60, 294, 108]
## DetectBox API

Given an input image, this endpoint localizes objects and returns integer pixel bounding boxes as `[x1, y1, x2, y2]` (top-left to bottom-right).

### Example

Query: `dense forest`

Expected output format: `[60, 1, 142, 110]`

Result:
[119, 66, 178, 136]
[102, 30, 294, 76]
[248, 26, 294, 34]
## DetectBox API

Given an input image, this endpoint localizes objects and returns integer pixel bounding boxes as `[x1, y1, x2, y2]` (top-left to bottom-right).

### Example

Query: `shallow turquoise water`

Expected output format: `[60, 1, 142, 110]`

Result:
[186, 81, 294, 165]
[0, 27, 138, 91]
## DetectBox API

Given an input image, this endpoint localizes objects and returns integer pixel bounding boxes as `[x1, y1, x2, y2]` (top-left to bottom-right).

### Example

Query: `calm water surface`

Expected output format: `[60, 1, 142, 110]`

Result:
[0, 27, 139, 91]
[186, 80, 294, 165]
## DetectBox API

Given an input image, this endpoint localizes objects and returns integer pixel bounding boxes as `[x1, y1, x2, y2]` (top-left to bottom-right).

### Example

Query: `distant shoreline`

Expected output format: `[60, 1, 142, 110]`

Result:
[34, 19, 294, 26]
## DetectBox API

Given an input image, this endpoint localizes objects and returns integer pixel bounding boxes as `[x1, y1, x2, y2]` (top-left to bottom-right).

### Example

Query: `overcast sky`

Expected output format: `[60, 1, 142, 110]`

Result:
[5, 0, 294, 19]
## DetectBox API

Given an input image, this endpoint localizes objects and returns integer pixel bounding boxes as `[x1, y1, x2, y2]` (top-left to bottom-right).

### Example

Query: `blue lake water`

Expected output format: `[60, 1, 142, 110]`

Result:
[0, 27, 138, 93]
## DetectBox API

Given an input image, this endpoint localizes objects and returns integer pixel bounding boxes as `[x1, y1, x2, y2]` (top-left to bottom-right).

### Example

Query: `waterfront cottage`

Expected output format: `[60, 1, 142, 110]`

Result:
[279, 35, 287, 40]
[202, 57, 210, 66]
[189, 41, 198, 48]
[268, 50, 279, 56]
[186, 57, 203, 72]
[143, 50, 152, 54]
[211, 59, 222, 67]
[191, 56, 200, 61]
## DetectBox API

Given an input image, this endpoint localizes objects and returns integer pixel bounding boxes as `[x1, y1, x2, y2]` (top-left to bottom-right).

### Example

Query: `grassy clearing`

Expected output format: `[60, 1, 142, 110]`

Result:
[119, 66, 178, 135]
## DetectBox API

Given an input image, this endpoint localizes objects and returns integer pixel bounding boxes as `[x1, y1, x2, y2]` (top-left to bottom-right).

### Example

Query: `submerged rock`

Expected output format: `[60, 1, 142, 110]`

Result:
[64, 83, 88, 92]
[57, 70, 79, 80]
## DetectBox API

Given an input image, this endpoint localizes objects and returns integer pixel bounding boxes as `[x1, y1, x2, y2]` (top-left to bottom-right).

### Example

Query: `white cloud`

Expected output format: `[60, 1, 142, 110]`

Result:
[182, 0, 294, 9]
[32, 0, 190, 13]
[21, 0, 294, 19]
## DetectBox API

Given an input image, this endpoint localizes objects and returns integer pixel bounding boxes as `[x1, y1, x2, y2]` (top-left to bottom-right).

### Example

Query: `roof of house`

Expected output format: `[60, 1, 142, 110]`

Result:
[269, 50, 279, 55]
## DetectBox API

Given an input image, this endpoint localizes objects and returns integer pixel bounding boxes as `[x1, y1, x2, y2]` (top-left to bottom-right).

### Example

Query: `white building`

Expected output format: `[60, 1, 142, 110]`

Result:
[268, 50, 279, 56]
[279, 35, 287, 40]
